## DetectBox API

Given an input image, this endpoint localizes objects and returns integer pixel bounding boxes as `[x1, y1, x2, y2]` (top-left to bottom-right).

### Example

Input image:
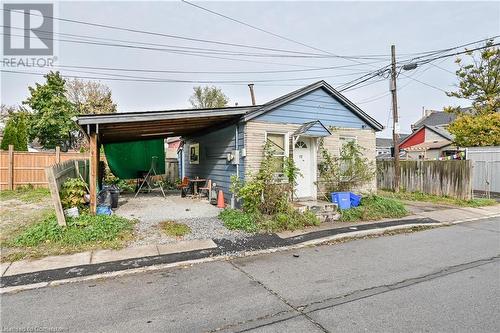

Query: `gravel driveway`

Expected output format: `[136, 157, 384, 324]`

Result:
[114, 192, 248, 246]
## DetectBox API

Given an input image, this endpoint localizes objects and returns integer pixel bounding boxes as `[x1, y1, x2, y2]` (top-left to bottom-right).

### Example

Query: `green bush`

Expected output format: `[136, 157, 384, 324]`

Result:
[340, 195, 408, 222]
[219, 209, 258, 233]
[60, 178, 88, 209]
[8, 213, 135, 247]
[219, 208, 320, 233]
[259, 209, 320, 232]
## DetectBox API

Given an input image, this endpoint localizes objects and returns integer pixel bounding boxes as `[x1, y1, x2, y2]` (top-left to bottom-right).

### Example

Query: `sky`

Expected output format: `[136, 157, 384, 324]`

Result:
[1, 0, 499, 137]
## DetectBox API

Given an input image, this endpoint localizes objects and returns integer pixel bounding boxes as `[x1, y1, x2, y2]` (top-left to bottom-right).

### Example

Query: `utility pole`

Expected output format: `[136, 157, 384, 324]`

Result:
[390, 45, 400, 193]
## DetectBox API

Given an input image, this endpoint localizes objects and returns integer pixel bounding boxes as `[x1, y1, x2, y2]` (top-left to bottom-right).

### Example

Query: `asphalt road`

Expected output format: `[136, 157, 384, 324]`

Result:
[1, 217, 499, 333]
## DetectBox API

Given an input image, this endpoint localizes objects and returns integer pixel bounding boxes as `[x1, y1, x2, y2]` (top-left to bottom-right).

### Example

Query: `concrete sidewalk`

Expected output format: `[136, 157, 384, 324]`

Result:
[1, 239, 217, 277]
[1, 205, 498, 288]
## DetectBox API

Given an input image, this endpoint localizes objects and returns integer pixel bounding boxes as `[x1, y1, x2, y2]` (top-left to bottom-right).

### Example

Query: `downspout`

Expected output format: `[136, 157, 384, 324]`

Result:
[231, 124, 239, 208]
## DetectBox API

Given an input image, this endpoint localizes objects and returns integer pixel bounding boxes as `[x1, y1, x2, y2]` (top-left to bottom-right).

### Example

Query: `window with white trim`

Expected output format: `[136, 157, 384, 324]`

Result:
[266, 132, 288, 174]
[339, 136, 358, 174]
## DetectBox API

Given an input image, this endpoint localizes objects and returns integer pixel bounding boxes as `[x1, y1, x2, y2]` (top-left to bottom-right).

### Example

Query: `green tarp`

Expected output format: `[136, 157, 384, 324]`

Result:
[104, 139, 165, 179]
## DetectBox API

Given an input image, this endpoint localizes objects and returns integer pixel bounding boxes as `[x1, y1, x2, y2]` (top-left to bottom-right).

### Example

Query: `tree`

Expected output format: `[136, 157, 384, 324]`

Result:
[1, 117, 17, 150]
[23, 71, 76, 150]
[65, 79, 117, 114]
[15, 113, 28, 151]
[445, 41, 499, 116]
[445, 42, 499, 146]
[447, 112, 500, 147]
[0, 108, 29, 151]
[189, 86, 229, 109]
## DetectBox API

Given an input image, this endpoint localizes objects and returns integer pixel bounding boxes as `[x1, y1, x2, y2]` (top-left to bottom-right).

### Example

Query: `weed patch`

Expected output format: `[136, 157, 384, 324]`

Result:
[340, 195, 408, 222]
[160, 221, 191, 237]
[219, 209, 258, 233]
[8, 213, 135, 247]
[219, 208, 319, 233]
[378, 190, 496, 207]
[0, 186, 50, 203]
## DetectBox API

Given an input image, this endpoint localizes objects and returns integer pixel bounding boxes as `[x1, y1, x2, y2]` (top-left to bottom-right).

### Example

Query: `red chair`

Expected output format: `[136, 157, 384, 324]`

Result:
[177, 177, 190, 197]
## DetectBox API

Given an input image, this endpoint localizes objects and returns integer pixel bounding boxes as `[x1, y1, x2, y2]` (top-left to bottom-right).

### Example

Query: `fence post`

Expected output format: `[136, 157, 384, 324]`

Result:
[55, 146, 61, 164]
[7, 144, 14, 190]
[45, 166, 67, 226]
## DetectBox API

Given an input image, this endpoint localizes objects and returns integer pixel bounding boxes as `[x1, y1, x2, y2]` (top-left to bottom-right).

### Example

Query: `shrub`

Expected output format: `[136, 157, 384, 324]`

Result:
[318, 139, 374, 195]
[160, 221, 191, 237]
[219, 209, 258, 233]
[60, 177, 88, 209]
[8, 213, 135, 247]
[259, 209, 320, 232]
[340, 195, 408, 222]
[227, 142, 315, 232]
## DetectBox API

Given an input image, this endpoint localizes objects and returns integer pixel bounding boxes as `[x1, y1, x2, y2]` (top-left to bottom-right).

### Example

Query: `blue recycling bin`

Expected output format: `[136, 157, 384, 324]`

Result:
[350, 193, 362, 207]
[331, 192, 351, 210]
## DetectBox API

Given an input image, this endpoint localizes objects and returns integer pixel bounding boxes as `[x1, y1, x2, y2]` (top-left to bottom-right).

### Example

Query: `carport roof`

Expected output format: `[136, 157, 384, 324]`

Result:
[77, 105, 261, 143]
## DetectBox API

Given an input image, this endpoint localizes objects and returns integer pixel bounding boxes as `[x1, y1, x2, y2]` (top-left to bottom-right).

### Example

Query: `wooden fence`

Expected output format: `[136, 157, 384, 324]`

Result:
[0, 145, 89, 190]
[46, 159, 90, 226]
[377, 160, 472, 200]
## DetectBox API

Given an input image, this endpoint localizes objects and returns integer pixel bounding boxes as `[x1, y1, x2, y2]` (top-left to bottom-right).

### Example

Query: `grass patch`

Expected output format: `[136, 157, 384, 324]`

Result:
[0, 186, 50, 203]
[378, 190, 497, 207]
[219, 208, 320, 233]
[219, 209, 258, 233]
[339, 195, 408, 222]
[2, 213, 135, 261]
[159, 221, 191, 237]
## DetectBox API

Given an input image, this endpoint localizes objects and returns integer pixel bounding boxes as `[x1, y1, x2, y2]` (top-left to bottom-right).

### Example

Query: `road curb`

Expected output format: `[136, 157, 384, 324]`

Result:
[0, 220, 445, 294]
[2, 214, 498, 294]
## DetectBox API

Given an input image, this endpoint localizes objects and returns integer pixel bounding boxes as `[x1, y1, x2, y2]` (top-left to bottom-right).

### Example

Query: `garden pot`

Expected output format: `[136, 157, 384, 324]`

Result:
[64, 207, 79, 218]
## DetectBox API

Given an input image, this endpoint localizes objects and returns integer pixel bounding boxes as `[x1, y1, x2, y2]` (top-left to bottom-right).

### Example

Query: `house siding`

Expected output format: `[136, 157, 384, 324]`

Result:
[183, 123, 244, 202]
[400, 127, 425, 149]
[244, 121, 377, 198]
[317, 128, 377, 198]
[256, 88, 372, 129]
[244, 121, 299, 176]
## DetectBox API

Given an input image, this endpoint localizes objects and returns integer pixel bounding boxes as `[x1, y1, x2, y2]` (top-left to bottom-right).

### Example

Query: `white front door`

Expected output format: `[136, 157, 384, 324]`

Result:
[293, 137, 314, 198]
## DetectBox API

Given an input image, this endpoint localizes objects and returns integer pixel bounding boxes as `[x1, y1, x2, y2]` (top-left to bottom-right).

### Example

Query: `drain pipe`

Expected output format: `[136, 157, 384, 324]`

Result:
[231, 124, 239, 209]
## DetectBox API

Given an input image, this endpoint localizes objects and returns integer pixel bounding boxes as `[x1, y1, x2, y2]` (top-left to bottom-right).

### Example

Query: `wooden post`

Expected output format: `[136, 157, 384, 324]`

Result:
[55, 146, 61, 164]
[7, 144, 14, 190]
[89, 132, 99, 215]
[45, 167, 67, 226]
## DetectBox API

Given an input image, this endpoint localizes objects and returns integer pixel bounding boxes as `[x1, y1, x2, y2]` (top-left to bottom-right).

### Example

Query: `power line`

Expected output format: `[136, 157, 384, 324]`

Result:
[0, 8, 390, 61]
[180, 0, 382, 67]
[3, 31, 334, 59]
[53, 63, 380, 75]
[4, 25, 331, 57]
[0, 68, 381, 86]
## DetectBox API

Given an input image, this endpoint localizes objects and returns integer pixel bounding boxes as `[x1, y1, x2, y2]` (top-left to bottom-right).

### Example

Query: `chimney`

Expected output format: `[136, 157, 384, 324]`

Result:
[248, 84, 256, 106]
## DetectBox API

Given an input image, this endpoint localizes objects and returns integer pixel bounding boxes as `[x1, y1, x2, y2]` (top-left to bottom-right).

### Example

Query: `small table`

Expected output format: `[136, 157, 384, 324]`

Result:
[189, 178, 206, 197]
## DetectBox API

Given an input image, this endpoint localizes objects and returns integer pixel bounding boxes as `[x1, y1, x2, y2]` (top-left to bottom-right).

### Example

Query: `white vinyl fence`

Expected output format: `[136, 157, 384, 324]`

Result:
[466, 146, 500, 198]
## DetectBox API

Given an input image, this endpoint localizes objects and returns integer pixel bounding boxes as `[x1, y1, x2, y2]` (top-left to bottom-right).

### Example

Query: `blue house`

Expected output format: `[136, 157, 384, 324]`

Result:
[180, 80, 383, 202]
[77, 80, 383, 212]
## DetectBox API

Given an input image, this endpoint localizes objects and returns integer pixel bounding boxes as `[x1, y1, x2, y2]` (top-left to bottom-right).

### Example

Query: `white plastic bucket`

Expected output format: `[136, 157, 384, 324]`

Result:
[64, 207, 79, 218]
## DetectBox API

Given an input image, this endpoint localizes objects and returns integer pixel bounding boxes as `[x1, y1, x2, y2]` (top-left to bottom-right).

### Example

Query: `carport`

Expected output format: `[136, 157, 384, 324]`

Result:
[76, 105, 259, 214]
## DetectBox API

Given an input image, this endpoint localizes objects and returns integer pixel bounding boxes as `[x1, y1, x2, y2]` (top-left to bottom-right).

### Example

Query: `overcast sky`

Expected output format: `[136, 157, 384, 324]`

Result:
[1, 0, 499, 137]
